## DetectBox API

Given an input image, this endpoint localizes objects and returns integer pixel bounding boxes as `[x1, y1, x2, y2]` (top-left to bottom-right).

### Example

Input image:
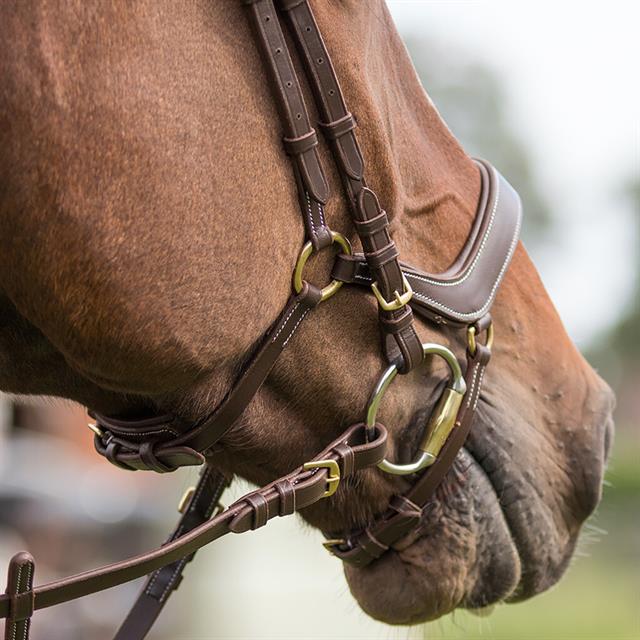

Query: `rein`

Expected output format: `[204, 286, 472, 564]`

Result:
[1, 1, 521, 638]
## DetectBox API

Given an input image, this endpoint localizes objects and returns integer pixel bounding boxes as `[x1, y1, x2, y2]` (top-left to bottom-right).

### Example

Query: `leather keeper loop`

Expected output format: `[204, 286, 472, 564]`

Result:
[353, 210, 389, 237]
[389, 494, 421, 516]
[360, 529, 389, 558]
[297, 281, 324, 308]
[139, 442, 173, 474]
[364, 243, 399, 269]
[469, 341, 492, 367]
[283, 129, 319, 156]
[474, 313, 493, 334]
[332, 443, 355, 478]
[9, 592, 34, 624]
[275, 479, 296, 516]
[379, 306, 414, 334]
[105, 441, 137, 472]
[319, 113, 356, 140]
[331, 254, 363, 284]
[245, 494, 270, 530]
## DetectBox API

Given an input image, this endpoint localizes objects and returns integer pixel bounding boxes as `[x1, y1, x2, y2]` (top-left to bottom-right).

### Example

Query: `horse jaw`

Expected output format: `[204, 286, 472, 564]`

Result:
[340, 373, 614, 624]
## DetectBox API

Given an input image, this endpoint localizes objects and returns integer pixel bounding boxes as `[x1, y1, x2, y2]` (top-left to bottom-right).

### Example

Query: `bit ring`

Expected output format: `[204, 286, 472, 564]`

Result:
[366, 343, 466, 476]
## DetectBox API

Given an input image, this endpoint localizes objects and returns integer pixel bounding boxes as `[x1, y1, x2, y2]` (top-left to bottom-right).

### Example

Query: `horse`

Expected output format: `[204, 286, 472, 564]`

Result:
[0, 0, 614, 634]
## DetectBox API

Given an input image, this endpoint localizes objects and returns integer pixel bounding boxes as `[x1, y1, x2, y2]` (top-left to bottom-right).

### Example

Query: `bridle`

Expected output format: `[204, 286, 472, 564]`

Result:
[0, 1, 521, 638]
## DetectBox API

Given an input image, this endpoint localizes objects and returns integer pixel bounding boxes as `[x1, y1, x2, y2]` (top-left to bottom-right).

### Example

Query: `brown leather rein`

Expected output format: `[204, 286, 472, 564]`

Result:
[1, 1, 521, 638]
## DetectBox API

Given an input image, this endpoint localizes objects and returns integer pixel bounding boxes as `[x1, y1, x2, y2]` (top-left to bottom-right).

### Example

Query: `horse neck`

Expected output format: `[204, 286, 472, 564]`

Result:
[0, 1, 481, 414]
[309, 1, 482, 271]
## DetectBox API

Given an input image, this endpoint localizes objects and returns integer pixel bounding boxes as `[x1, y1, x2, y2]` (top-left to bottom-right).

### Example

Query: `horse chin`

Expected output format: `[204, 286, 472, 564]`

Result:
[342, 446, 521, 624]
[342, 385, 613, 625]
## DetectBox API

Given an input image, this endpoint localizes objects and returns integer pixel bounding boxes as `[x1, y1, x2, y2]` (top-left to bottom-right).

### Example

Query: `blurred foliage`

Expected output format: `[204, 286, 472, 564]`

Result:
[588, 181, 640, 366]
[404, 35, 639, 433]
[403, 37, 551, 246]
[611, 180, 640, 358]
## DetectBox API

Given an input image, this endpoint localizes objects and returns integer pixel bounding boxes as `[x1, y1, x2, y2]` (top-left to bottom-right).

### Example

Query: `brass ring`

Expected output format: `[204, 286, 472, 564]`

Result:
[366, 343, 466, 476]
[293, 231, 352, 302]
[467, 322, 494, 356]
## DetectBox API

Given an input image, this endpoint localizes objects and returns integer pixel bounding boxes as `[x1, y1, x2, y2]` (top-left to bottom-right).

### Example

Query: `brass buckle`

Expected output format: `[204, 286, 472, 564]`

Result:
[177, 486, 196, 514]
[293, 231, 352, 302]
[178, 485, 225, 515]
[467, 322, 494, 356]
[87, 422, 104, 438]
[322, 538, 346, 554]
[303, 459, 341, 497]
[370, 273, 413, 311]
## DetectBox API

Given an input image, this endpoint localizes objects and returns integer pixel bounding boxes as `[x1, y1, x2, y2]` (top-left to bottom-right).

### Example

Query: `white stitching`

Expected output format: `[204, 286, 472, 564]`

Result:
[108, 427, 180, 439]
[465, 363, 480, 409]
[13, 565, 22, 596]
[145, 470, 214, 596]
[409, 200, 522, 320]
[159, 557, 189, 603]
[272, 303, 300, 342]
[305, 192, 315, 235]
[472, 366, 486, 412]
[144, 527, 181, 595]
[283, 308, 309, 347]
[11, 562, 32, 640]
[10, 565, 22, 640]
[317, 202, 326, 227]
[187, 469, 211, 515]
[19, 563, 32, 640]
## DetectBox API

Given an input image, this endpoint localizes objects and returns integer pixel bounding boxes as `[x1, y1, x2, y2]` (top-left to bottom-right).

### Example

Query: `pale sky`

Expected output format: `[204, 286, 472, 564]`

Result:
[388, 1, 639, 347]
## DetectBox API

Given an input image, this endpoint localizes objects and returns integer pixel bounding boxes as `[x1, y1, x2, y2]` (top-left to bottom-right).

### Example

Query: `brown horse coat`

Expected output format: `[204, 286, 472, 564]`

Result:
[0, 0, 614, 624]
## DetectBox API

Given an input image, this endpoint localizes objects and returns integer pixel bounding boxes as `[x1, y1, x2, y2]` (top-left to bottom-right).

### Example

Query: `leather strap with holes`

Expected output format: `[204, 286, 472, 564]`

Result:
[241, 0, 423, 373]
[243, 0, 331, 250]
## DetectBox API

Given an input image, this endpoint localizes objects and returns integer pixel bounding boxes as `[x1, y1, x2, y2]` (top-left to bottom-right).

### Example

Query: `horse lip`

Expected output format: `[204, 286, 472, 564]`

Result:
[460, 431, 527, 581]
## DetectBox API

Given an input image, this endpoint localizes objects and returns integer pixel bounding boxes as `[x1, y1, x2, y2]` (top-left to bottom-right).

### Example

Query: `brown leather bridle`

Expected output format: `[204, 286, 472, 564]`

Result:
[1, 1, 521, 638]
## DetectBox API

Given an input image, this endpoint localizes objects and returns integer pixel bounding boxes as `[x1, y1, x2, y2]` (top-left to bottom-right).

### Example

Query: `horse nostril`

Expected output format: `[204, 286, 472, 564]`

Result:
[602, 407, 615, 463]
[596, 381, 616, 463]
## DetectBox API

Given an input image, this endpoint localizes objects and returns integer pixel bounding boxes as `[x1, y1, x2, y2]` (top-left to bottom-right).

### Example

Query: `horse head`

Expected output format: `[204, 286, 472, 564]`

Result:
[0, 0, 613, 631]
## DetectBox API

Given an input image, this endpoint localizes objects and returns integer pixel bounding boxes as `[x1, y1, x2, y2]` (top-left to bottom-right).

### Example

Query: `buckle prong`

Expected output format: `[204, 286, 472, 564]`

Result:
[322, 538, 346, 554]
[371, 273, 413, 311]
[303, 459, 341, 497]
[178, 486, 196, 514]
[87, 422, 104, 438]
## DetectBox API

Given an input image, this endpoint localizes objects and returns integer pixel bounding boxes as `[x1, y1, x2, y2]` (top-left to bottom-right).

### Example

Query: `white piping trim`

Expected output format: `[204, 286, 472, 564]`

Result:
[472, 366, 486, 412]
